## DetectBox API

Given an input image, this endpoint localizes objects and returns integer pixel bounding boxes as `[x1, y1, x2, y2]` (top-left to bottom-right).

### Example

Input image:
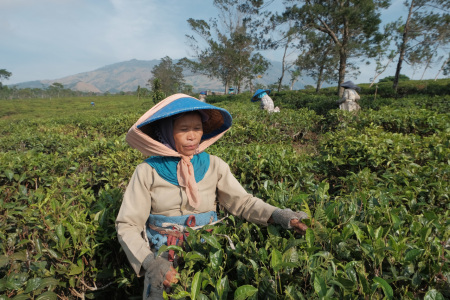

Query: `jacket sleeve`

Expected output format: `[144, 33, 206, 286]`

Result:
[215, 158, 277, 225]
[338, 89, 349, 103]
[116, 163, 153, 277]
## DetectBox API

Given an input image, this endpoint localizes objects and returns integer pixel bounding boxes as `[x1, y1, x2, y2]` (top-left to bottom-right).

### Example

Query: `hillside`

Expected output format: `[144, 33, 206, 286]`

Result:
[9, 59, 315, 93]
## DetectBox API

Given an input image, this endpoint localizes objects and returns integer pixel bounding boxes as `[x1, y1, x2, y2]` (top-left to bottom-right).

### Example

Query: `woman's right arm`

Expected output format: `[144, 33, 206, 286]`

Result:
[337, 89, 349, 103]
[116, 164, 153, 276]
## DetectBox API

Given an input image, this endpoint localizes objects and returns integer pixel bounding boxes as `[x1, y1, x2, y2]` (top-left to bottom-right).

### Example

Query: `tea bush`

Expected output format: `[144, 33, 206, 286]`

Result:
[0, 92, 448, 299]
[359, 78, 450, 98]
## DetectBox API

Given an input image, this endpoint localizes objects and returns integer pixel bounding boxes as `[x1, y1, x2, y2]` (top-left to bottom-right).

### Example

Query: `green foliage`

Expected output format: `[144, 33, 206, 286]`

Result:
[379, 74, 410, 83]
[150, 56, 185, 96]
[0, 90, 448, 299]
[0, 69, 12, 89]
[360, 78, 450, 98]
[183, 1, 269, 93]
[149, 78, 165, 104]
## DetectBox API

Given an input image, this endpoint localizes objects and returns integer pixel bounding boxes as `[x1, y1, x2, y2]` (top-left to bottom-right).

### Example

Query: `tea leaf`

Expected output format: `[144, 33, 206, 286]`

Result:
[234, 285, 258, 300]
[258, 248, 268, 262]
[358, 272, 370, 294]
[11, 295, 29, 300]
[424, 289, 444, 300]
[34, 238, 43, 254]
[4, 169, 14, 181]
[185, 251, 206, 263]
[337, 277, 355, 291]
[24, 277, 42, 293]
[36, 291, 58, 300]
[314, 275, 327, 297]
[170, 291, 190, 299]
[197, 294, 209, 300]
[258, 276, 277, 299]
[270, 249, 282, 271]
[404, 249, 423, 262]
[0, 255, 9, 268]
[351, 222, 365, 243]
[215, 276, 230, 299]
[305, 228, 315, 247]
[191, 271, 202, 300]
[283, 247, 299, 264]
[325, 286, 335, 298]
[38, 277, 60, 290]
[267, 224, 281, 236]
[201, 234, 221, 249]
[210, 249, 223, 271]
[68, 263, 84, 276]
[373, 277, 393, 300]
[12, 250, 27, 261]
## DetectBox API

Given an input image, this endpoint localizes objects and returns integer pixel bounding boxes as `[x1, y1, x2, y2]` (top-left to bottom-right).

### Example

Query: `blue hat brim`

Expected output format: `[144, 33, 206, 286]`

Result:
[251, 89, 271, 102]
[340, 81, 360, 90]
[137, 97, 232, 140]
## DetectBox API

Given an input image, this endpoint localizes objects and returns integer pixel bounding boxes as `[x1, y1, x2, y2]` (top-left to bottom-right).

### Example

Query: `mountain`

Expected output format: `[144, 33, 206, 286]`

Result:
[9, 59, 315, 93]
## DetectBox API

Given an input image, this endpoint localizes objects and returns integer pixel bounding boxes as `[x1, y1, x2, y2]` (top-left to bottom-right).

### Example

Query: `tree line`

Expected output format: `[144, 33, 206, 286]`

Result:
[140, 0, 449, 98]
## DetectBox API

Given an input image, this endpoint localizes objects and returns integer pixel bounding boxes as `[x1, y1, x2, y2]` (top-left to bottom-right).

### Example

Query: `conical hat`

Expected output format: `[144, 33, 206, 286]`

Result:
[137, 96, 232, 141]
[340, 81, 360, 90]
[251, 89, 271, 102]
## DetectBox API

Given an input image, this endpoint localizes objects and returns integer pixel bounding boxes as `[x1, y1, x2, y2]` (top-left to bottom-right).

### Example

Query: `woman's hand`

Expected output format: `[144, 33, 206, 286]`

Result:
[290, 219, 308, 235]
[270, 208, 309, 233]
[163, 266, 178, 288]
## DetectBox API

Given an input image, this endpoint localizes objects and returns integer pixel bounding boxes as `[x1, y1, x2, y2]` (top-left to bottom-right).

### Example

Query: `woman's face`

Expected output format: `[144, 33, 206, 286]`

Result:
[173, 112, 203, 156]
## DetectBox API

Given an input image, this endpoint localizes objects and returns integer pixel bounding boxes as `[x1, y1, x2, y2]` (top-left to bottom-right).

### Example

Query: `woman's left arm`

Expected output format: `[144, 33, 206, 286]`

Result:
[215, 158, 277, 225]
[215, 157, 308, 234]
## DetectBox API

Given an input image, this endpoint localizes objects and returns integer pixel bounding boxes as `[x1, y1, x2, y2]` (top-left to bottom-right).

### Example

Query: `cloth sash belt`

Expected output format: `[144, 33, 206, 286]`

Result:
[146, 211, 219, 261]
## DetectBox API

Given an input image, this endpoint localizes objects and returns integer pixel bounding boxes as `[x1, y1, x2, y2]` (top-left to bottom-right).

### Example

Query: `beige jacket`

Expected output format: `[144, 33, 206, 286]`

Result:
[116, 154, 277, 276]
[338, 89, 361, 111]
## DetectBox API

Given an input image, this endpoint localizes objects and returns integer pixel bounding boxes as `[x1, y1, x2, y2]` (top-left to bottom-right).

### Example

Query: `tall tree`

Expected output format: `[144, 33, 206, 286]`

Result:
[369, 21, 399, 87]
[249, 9, 302, 92]
[435, 53, 450, 78]
[392, 0, 449, 91]
[283, 0, 389, 96]
[47, 82, 64, 98]
[182, 0, 269, 94]
[296, 31, 339, 92]
[149, 56, 185, 95]
[288, 67, 302, 90]
[148, 78, 165, 103]
[266, 23, 300, 92]
[0, 69, 12, 89]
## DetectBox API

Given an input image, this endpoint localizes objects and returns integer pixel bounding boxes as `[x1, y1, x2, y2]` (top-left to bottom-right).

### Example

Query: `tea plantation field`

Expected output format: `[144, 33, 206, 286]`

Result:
[0, 91, 449, 299]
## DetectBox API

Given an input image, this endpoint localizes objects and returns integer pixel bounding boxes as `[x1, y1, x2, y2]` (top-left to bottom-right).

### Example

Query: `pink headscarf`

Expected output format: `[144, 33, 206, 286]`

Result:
[126, 93, 229, 209]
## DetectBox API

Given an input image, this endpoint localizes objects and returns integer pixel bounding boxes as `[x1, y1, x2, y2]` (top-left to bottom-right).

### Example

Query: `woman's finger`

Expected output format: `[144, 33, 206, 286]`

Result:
[163, 267, 178, 288]
[290, 219, 308, 234]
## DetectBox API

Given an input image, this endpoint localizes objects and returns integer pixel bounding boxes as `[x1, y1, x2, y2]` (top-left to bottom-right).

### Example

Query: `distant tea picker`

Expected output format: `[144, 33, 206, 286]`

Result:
[337, 81, 361, 112]
[251, 89, 280, 113]
[198, 91, 207, 102]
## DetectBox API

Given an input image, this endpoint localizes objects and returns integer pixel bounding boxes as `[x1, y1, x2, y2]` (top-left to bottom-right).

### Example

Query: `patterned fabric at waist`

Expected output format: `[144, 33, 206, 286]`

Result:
[146, 211, 219, 252]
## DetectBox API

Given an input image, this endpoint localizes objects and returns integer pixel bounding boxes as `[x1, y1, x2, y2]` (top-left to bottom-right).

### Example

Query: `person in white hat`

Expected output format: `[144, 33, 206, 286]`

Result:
[337, 81, 361, 112]
[116, 93, 308, 299]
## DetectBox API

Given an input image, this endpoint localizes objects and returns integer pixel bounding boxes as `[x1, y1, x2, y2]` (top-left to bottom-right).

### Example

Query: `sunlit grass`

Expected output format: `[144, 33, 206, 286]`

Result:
[0, 95, 154, 121]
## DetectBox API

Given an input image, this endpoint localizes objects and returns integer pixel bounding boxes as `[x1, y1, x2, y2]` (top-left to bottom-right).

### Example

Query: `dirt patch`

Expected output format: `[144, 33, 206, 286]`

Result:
[292, 132, 320, 156]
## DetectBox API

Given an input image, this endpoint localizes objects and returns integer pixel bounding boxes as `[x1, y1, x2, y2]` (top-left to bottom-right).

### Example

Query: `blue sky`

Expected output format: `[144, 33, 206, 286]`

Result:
[0, 0, 446, 85]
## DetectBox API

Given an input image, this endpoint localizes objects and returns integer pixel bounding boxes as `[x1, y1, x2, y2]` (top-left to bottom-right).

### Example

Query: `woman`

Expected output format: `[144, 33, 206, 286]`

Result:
[116, 93, 308, 299]
[251, 89, 280, 113]
[337, 81, 361, 112]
